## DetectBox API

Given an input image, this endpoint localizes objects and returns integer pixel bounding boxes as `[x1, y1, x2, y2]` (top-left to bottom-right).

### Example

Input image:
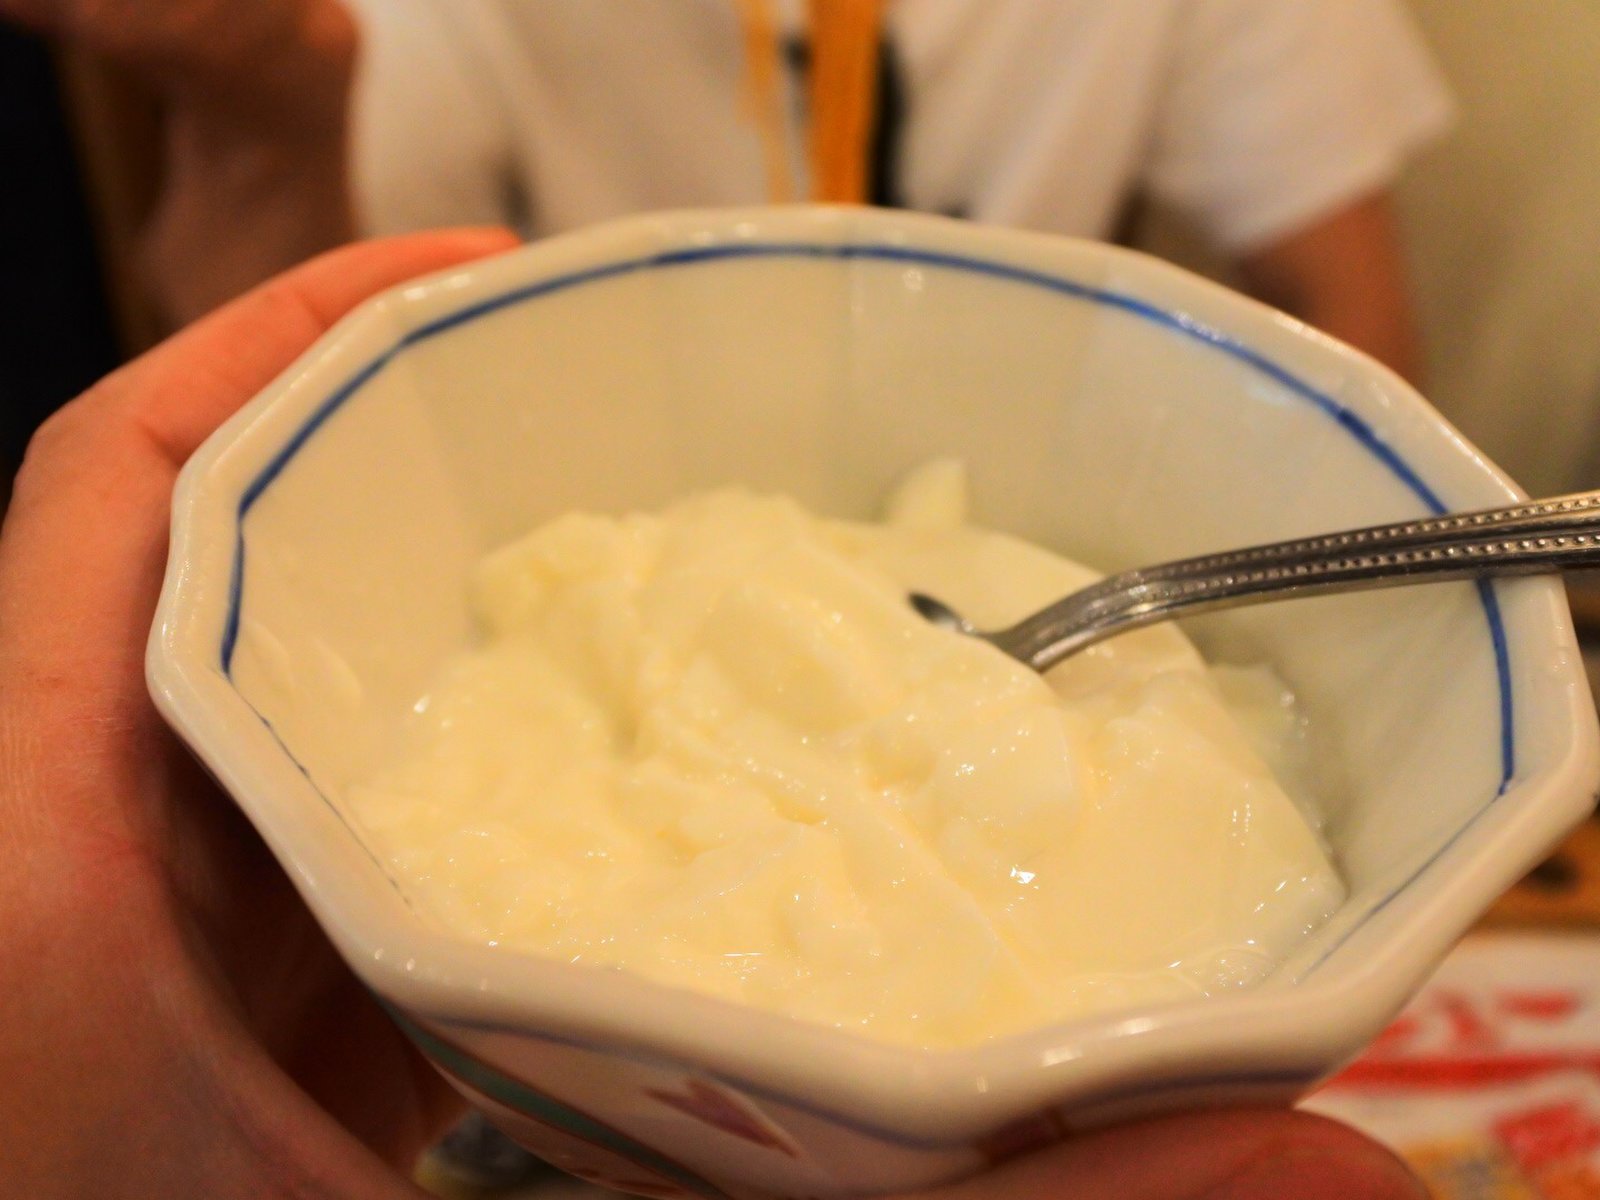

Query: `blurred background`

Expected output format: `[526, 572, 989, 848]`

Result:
[1398, 1, 1600, 502]
[5, 2, 1600, 504]
[1137, 1, 1600, 508]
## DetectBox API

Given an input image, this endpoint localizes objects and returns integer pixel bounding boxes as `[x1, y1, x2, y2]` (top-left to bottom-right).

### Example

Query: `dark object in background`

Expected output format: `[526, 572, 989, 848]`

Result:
[426, 1110, 557, 1192]
[783, 31, 906, 210]
[0, 24, 121, 493]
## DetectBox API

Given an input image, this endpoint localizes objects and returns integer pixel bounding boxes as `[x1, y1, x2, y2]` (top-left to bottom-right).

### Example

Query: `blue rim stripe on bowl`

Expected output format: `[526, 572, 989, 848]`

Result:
[214, 238, 1521, 1137]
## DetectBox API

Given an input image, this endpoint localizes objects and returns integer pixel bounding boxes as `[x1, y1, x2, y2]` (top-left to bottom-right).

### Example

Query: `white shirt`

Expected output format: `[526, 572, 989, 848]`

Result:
[348, 0, 1451, 254]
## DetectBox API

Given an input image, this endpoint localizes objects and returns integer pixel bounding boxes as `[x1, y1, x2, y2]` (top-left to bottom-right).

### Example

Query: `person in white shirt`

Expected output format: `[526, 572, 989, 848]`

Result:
[7, 0, 1448, 379]
[358, 0, 1450, 239]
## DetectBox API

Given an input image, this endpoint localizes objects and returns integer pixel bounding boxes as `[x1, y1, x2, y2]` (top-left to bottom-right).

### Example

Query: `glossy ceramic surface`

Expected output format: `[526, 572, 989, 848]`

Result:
[148, 206, 1600, 1198]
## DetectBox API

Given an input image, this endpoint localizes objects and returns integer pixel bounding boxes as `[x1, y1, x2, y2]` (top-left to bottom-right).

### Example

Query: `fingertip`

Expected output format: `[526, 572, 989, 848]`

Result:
[304, 225, 523, 284]
[907, 1108, 1423, 1200]
[1192, 1111, 1426, 1200]
[421, 225, 524, 254]
[352, 225, 523, 271]
[266, 227, 523, 329]
[42, 227, 526, 477]
[357, 228, 525, 279]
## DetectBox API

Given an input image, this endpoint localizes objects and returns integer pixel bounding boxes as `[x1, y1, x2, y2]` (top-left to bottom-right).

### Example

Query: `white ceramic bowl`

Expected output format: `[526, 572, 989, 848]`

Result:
[148, 206, 1599, 1199]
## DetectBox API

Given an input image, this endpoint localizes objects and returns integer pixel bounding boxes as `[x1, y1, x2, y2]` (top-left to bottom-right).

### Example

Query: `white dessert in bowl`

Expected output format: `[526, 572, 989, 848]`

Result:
[349, 464, 1344, 1049]
[148, 207, 1597, 1198]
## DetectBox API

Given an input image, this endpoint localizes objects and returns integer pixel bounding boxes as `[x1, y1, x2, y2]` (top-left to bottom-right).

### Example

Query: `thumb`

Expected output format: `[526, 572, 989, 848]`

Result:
[906, 1108, 1424, 1200]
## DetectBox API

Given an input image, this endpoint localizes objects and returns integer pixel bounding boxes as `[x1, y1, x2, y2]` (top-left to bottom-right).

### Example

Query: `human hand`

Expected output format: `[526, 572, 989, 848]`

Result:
[0, 228, 519, 1198]
[0, 223, 1422, 1200]
[911, 1107, 1425, 1200]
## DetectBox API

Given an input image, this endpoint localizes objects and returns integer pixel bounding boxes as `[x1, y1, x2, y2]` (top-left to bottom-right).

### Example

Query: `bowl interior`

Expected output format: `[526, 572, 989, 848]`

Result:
[182, 208, 1591, 1043]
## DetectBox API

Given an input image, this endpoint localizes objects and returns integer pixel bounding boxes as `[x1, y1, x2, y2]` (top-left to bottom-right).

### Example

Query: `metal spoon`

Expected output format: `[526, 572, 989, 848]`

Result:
[910, 490, 1600, 674]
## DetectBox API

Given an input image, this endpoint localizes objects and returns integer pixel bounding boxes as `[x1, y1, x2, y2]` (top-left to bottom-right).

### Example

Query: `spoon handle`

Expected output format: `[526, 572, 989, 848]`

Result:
[994, 490, 1600, 673]
[1140, 491, 1600, 579]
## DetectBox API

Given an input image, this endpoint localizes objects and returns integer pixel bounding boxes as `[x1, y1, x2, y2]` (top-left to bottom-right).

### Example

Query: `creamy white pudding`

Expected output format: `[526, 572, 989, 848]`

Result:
[348, 464, 1343, 1048]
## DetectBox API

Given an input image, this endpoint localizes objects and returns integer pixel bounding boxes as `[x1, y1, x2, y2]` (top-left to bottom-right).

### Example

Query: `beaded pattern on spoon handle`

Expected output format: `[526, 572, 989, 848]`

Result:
[1135, 529, 1600, 601]
[1048, 492, 1600, 618]
[1144, 492, 1600, 581]
[996, 493, 1600, 673]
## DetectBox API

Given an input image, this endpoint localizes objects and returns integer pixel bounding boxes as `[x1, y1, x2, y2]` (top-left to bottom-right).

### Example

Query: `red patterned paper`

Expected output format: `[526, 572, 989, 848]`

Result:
[1307, 933, 1600, 1200]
